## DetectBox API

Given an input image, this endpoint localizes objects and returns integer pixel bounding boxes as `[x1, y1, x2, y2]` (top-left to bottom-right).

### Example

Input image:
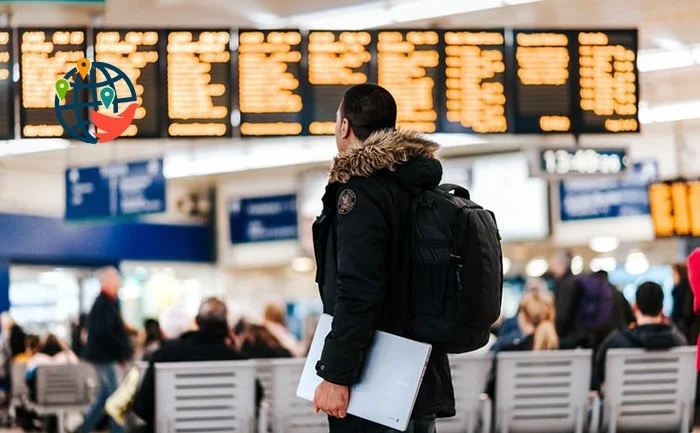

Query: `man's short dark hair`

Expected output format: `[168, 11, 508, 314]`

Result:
[340, 83, 397, 141]
[636, 282, 664, 317]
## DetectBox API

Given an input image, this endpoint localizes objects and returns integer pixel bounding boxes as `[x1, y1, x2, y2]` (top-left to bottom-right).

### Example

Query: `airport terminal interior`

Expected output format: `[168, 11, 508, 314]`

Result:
[0, 0, 697, 432]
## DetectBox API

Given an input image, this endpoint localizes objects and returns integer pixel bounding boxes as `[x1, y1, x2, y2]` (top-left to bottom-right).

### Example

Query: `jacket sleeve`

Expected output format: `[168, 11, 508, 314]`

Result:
[317, 178, 389, 386]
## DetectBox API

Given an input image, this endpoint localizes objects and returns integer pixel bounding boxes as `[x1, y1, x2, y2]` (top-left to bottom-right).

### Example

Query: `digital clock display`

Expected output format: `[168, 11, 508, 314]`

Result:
[537, 147, 629, 178]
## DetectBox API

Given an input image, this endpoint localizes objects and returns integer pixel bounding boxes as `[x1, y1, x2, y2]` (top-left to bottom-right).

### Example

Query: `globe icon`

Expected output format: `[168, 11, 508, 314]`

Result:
[54, 61, 138, 144]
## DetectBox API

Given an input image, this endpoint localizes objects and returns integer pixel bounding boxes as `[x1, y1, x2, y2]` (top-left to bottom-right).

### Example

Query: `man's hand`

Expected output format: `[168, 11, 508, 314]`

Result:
[313, 380, 349, 418]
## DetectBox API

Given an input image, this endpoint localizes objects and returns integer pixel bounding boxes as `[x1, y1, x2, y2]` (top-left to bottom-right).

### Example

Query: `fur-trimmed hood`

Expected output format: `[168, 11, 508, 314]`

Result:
[329, 129, 440, 184]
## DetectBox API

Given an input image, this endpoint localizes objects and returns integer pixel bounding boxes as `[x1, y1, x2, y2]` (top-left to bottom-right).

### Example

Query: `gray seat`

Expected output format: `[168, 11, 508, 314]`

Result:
[602, 346, 697, 433]
[437, 353, 493, 433]
[10, 361, 28, 405]
[155, 360, 257, 433]
[31, 363, 91, 433]
[495, 349, 594, 433]
[265, 358, 326, 433]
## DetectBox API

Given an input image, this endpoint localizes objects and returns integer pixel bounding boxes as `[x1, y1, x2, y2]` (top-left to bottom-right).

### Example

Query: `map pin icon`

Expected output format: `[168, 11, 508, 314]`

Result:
[55, 78, 70, 100]
[100, 87, 115, 109]
[77, 58, 91, 79]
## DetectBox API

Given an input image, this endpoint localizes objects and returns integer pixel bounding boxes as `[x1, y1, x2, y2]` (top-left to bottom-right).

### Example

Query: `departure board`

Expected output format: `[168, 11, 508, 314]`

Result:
[0, 30, 13, 140]
[442, 30, 508, 133]
[19, 28, 86, 138]
[167, 30, 232, 137]
[512, 30, 573, 133]
[238, 30, 303, 136]
[376, 30, 440, 133]
[575, 30, 639, 133]
[649, 180, 700, 238]
[307, 31, 371, 135]
[94, 29, 162, 138]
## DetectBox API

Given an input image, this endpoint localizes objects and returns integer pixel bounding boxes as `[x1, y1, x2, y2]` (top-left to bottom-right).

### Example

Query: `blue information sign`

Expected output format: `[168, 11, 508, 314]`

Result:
[65, 159, 166, 220]
[560, 160, 658, 221]
[229, 194, 298, 244]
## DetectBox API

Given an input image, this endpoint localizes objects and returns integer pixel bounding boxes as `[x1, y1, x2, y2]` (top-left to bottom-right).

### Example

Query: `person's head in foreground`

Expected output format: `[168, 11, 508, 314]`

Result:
[196, 297, 230, 340]
[518, 290, 559, 351]
[634, 281, 665, 324]
[96, 266, 122, 298]
[335, 83, 397, 154]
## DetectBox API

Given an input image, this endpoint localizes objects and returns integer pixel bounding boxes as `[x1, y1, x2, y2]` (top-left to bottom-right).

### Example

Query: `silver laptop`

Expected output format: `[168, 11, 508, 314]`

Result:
[297, 314, 432, 431]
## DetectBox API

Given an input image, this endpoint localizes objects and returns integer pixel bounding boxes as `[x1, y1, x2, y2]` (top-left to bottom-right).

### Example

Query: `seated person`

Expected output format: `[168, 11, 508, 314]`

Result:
[490, 278, 551, 353]
[25, 334, 79, 400]
[593, 281, 687, 392]
[131, 298, 262, 433]
[240, 324, 292, 359]
[20, 334, 78, 433]
[486, 290, 559, 397]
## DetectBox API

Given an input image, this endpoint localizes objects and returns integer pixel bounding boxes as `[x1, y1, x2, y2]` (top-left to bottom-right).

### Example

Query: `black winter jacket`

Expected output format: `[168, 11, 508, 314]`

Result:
[554, 272, 583, 348]
[82, 292, 133, 363]
[593, 323, 687, 392]
[312, 129, 455, 432]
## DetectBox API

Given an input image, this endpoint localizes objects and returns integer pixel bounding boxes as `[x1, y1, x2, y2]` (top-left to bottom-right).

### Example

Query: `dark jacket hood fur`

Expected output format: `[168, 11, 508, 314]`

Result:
[329, 129, 440, 184]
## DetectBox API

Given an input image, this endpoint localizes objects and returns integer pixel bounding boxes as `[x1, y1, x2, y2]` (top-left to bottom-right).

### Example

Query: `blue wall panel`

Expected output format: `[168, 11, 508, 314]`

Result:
[0, 213, 213, 265]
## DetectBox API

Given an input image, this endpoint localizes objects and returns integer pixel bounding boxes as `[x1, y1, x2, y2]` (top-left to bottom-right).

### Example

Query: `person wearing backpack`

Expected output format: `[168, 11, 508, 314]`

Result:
[311, 84, 503, 433]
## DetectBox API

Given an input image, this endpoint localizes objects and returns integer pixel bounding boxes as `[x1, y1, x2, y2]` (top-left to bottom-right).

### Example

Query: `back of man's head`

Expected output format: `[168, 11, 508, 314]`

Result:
[196, 298, 229, 339]
[636, 282, 664, 317]
[340, 84, 397, 141]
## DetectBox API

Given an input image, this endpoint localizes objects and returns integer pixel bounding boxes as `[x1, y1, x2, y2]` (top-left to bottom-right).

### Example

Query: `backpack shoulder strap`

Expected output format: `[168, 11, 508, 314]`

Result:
[435, 184, 470, 200]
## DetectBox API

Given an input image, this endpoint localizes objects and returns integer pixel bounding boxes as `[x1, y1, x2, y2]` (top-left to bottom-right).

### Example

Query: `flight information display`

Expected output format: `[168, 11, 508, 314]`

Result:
[19, 28, 87, 138]
[94, 29, 162, 138]
[575, 30, 639, 133]
[238, 30, 303, 136]
[512, 30, 573, 133]
[0, 30, 13, 140]
[649, 180, 700, 238]
[376, 30, 440, 133]
[442, 30, 508, 133]
[167, 30, 232, 137]
[307, 31, 371, 135]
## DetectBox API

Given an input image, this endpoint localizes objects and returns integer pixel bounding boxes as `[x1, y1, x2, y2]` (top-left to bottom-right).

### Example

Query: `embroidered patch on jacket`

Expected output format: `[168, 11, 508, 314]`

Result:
[337, 189, 357, 215]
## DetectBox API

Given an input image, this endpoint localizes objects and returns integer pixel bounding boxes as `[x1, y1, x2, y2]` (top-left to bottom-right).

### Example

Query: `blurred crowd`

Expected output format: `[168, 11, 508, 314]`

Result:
[0, 248, 697, 433]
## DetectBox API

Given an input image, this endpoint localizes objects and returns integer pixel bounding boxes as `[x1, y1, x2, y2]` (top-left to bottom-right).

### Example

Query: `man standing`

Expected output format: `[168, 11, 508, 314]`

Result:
[77, 267, 132, 433]
[550, 251, 583, 348]
[312, 84, 453, 433]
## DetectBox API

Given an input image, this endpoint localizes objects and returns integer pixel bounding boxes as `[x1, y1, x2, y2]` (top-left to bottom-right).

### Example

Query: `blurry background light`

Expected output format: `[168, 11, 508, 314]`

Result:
[625, 250, 650, 275]
[525, 257, 549, 277]
[571, 255, 584, 275]
[590, 257, 618, 273]
[290, 256, 315, 273]
[589, 236, 620, 254]
[502, 256, 512, 275]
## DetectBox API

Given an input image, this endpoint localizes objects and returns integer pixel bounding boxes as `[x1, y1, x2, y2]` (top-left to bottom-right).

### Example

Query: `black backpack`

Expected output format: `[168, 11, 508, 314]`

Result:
[404, 184, 503, 353]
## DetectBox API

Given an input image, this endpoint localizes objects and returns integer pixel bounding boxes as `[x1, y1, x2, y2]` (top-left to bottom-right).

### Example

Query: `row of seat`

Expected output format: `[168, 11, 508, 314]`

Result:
[15, 346, 698, 433]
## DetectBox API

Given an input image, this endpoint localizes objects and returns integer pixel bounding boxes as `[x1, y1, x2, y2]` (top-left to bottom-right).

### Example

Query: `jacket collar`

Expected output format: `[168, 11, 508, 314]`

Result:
[328, 129, 439, 184]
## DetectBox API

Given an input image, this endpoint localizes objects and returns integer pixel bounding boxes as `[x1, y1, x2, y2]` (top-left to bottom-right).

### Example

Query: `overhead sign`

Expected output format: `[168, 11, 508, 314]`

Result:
[65, 159, 166, 220]
[229, 194, 298, 244]
[559, 160, 658, 221]
[649, 179, 700, 238]
[534, 147, 629, 179]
